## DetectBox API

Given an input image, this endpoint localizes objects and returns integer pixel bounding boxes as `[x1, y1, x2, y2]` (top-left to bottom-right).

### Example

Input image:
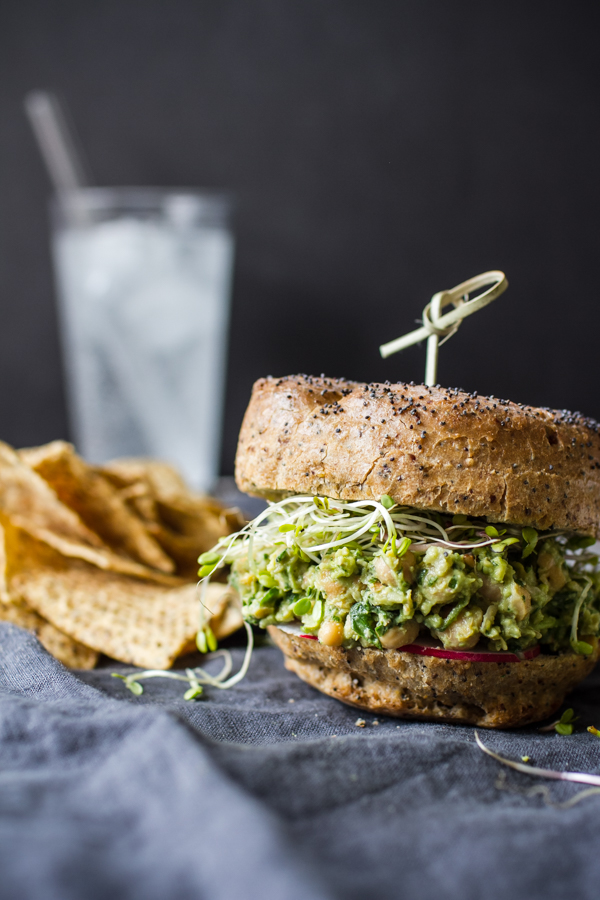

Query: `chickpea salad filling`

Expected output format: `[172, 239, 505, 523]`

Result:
[199, 495, 600, 657]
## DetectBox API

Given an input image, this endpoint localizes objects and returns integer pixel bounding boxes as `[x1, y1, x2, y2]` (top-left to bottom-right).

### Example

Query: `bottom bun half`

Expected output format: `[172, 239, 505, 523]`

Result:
[268, 626, 599, 728]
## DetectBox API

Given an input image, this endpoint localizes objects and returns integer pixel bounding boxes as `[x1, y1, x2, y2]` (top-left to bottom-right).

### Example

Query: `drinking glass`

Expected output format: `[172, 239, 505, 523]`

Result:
[51, 188, 234, 491]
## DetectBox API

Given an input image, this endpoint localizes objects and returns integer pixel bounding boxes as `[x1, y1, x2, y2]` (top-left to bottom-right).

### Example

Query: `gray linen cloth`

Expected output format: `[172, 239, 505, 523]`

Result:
[1, 620, 600, 900]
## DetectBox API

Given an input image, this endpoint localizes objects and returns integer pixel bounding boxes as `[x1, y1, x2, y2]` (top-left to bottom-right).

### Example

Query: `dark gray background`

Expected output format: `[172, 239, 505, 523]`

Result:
[0, 1, 599, 474]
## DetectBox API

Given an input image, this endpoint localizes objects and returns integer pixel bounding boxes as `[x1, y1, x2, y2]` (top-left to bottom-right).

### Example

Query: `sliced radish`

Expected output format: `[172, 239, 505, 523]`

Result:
[294, 629, 540, 662]
[399, 643, 541, 663]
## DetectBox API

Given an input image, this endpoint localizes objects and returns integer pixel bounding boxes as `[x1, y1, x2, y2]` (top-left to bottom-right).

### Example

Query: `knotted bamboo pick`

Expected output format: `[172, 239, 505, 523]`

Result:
[380, 270, 508, 386]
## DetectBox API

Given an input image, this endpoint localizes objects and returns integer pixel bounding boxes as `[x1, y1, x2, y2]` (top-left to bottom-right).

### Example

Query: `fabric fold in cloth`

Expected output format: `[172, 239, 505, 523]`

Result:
[1, 621, 600, 899]
[0, 624, 327, 900]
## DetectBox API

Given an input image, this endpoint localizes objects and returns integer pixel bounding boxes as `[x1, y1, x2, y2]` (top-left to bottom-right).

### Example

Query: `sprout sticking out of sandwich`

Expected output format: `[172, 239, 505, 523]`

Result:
[203, 493, 599, 660]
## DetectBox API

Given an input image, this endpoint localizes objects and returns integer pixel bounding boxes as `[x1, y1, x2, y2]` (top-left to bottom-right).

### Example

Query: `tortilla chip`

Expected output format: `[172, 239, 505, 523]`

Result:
[99, 458, 188, 531]
[100, 457, 244, 577]
[114, 482, 157, 524]
[100, 457, 189, 500]
[6, 524, 237, 669]
[0, 519, 97, 667]
[146, 518, 228, 579]
[0, 596, 99, 668]
[30, 527, 183, 586]
[0, 443, 181, 586]
[0, 440, 104, 547]
[151, 502, 244, 577]
[21, 442, 174, 574]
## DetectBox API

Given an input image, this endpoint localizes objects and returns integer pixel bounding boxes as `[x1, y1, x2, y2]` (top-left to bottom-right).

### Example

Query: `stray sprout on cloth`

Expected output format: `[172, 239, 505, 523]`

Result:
[379, 270, 508, 386]
[111, 623, 254, 701]
[494, 768, 600, 810]
[475, 732, 600, 787]
[538, 708, 579, 736]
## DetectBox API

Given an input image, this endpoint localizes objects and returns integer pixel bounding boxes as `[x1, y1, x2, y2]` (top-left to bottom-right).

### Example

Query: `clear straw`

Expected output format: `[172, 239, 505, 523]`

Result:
[24, 90, 90, 191]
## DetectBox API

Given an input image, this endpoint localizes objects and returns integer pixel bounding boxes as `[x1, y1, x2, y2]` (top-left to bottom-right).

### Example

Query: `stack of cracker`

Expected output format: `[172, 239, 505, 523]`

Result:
[0, 440, 243, 669]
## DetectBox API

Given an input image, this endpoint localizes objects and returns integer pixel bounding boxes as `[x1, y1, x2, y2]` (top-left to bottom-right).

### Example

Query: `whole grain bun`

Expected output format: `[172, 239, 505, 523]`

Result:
[236, 375, 600, 536]
[268, 626, 599, 728]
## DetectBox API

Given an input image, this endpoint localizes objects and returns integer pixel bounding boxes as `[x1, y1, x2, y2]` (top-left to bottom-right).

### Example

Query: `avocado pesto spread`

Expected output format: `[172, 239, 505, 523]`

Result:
[201, 496, 600, 656]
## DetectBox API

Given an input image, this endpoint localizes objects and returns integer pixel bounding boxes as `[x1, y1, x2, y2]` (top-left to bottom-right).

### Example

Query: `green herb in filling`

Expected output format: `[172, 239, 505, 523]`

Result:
[209, 495, 599, 656]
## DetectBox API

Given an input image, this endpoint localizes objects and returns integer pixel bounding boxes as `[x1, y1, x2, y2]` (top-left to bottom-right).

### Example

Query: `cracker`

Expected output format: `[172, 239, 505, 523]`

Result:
[29, 527, 183, 586]
[21, 442, 174, 573]
[101, 457, 244, 577]
[7, 525, 236, 669]
[0, 518, 98, 668]
[0, 597, 98, 668]
[0, 443, 181, 586]
[100, 457, 189, 500]
[0, 440, 104, 547]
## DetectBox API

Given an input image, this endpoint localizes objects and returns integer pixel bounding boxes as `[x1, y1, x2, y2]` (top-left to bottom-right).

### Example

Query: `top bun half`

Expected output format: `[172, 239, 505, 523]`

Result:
[235, 375, 600, 536]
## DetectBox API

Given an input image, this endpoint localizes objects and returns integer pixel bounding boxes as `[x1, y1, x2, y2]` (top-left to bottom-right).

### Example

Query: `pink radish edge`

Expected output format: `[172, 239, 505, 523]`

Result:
[298, 633, 540, 663]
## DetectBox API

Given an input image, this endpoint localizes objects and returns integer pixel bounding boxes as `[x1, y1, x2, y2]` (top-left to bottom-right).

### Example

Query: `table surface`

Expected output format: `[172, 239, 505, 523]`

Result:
[1, 621, 600, 900]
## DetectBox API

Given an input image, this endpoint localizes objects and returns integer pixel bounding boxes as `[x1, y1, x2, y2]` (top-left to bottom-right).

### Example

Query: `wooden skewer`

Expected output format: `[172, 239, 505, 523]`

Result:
[380, 270, 508, 386]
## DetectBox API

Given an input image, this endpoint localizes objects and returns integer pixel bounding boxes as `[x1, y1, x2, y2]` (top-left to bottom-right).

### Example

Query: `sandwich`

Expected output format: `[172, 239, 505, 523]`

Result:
[202, 374, 600, 728]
